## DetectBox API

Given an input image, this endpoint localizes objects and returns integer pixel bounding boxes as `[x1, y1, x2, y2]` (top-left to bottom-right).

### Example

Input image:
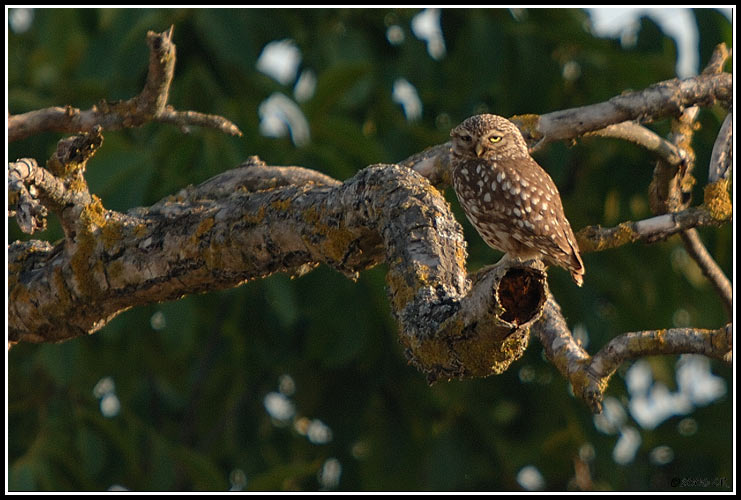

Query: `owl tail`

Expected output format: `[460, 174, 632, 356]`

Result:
[569, 249, 585, 287]
[570, 267, 584, 287]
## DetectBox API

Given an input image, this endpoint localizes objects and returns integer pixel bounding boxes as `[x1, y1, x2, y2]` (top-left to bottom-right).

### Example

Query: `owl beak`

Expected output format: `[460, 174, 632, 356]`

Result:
[475, 143, 484, 157]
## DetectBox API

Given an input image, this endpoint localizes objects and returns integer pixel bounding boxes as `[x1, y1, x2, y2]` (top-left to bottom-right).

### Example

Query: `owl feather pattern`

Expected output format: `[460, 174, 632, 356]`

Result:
[450, 114, 584, 286]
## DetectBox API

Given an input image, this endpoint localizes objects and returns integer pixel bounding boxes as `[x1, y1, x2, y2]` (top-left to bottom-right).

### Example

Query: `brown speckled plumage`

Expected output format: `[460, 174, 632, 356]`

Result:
[450, 114, 584, 286]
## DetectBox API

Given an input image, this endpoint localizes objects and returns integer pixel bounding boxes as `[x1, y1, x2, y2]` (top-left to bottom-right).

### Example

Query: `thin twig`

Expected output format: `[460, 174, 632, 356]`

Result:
[155, 107, 244, 137]
[584, 121, 685, 167]
[708, 112, 733, 183]
[680, 229, 733, 318]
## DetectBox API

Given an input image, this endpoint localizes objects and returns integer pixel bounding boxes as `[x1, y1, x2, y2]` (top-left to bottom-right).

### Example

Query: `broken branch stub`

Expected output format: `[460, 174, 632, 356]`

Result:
[397, 262, 548, 384]
[363, 165, 549, 382]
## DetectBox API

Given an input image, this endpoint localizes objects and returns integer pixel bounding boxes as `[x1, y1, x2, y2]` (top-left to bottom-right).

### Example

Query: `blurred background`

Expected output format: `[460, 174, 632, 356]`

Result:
[6, 8, 733, 491]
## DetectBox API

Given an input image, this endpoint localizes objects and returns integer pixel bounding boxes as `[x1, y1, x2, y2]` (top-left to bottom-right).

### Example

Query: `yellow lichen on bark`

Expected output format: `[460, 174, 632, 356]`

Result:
[270, 198, 292, 212]
[704, 179, 732, 221]
[385, 265, 416, 313]
[68, 196, 109, 298]
[302, 206, 358, 264]
[192, 217, 215, 242]
[451, 328, 530, 377]
[509, 113, 544, 144]
[576, 222, 637, 253]
[101, 221, 125, 250]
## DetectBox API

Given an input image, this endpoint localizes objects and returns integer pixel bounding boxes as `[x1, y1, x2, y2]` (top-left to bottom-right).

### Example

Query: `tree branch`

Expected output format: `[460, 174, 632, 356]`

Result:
[586, 323, 733, 399]
[571, 200, 730, 253]
[399, 69, 732, 185]
[645, 43, 733, 320]
[708, 112, 732, 183]
[9, 159, 553, 385]
[534, 295, 732, 413]
[572, 44, 733, 259]
[525, 72, 731, 150]
[584, 121, 686, 168]
[7, 27, 242, 142]
[679, 229, 733, 318]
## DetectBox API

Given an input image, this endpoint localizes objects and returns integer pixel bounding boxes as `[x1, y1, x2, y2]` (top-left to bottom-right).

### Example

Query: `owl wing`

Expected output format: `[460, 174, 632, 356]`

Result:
[486, 156, 585, 284]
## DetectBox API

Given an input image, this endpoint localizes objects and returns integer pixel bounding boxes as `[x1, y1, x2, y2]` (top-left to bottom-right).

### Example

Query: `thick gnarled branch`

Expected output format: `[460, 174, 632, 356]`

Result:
[9, 162, 551, 384]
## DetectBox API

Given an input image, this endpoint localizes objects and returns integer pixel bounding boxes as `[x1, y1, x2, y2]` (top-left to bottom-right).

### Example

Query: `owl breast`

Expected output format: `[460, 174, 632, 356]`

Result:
[453, 156, 539, 259]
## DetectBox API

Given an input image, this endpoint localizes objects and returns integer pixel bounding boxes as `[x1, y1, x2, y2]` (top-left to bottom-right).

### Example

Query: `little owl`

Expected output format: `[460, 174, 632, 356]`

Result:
[450, 114, 584, 286]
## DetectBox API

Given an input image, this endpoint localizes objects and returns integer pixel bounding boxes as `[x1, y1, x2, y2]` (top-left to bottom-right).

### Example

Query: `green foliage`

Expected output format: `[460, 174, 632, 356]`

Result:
[8, 8, 732, 491]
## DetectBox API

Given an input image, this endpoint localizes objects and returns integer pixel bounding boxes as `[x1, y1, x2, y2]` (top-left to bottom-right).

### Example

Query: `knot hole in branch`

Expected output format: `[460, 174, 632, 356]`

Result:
[497, 266, 547, 327]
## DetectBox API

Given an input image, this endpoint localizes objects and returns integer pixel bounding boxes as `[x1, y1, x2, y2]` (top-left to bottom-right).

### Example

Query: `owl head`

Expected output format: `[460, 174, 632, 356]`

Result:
[450, 114, 529, 161]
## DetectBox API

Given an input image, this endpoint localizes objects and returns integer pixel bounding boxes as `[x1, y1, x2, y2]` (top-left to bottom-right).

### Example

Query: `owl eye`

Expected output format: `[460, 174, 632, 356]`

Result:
[489, 135, 502, 143]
